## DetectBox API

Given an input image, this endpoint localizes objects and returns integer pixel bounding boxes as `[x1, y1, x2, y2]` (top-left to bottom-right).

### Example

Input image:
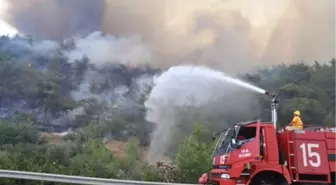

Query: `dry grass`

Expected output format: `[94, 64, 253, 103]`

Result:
[104, 140, 129, 159]
[41, 132, 144, 159]
[41, 132, 169, 161]
[40, 132, 63, 144]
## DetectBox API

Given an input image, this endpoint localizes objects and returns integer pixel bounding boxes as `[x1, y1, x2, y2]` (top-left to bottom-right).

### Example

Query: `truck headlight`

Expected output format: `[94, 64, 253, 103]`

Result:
[220, 173, 230, 179]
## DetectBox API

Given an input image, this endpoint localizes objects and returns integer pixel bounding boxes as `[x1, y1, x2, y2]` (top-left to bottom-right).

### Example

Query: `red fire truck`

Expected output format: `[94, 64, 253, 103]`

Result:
[199, 92, 336, 185]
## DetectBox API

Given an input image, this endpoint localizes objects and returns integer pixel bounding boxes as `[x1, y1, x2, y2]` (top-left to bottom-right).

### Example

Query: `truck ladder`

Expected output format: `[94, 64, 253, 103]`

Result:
[287, 130, 331, 183]
[287, 131, 298, 182]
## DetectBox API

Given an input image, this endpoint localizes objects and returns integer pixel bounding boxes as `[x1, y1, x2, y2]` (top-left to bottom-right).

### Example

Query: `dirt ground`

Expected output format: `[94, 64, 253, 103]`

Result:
[104, 140, 130, 159]
[40, 132, 64, 144]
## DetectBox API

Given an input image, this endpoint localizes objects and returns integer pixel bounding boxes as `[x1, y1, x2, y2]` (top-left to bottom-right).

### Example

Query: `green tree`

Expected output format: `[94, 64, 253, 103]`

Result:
[0, 120, 41, 145]
[176, 124, 215, 183]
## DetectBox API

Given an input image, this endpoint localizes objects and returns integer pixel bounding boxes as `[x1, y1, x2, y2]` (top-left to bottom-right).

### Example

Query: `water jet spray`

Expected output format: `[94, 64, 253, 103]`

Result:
[145, 65, 268, 163]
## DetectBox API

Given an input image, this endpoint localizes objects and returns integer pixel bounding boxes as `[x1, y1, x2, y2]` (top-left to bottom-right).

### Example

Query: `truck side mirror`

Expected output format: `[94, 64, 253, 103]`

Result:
[231, 138, 236, 145]
[231, 138, 237, 148]
[212, 135, 216, 141]
[211, 133, 217, 141]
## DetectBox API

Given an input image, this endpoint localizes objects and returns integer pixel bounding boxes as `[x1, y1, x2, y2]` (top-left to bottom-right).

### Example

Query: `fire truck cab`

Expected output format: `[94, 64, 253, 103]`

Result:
[199, 92, 336, 185]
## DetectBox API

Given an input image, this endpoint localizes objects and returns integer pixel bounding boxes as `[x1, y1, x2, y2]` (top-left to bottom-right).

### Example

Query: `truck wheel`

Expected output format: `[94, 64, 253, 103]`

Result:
[250, 176, 289, 185]
[331, 173, 335, 185]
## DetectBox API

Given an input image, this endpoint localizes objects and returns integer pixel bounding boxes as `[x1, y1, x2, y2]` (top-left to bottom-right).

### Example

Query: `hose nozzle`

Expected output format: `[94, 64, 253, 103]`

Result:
[264, 91, 278, 98]
[264, 91, 279, 104]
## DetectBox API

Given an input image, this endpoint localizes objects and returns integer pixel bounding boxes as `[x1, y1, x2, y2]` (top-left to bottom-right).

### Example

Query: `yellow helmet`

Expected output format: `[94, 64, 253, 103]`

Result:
[294, 110, 300, 116]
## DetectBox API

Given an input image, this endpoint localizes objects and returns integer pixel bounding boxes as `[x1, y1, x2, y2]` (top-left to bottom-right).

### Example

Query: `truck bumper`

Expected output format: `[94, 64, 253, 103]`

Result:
[219, 179, 236, 185]
[209, 178, 236, 185]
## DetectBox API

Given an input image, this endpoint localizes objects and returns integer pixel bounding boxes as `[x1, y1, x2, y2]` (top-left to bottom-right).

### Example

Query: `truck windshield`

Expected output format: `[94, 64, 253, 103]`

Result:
[213, 128, 232, 157]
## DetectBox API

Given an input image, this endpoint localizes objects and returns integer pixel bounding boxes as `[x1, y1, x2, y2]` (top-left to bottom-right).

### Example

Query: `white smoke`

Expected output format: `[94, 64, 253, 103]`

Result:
[63, 31, 156, 123]
[1, 36, 60, 57]
[64, 31, 153, 66]
[30, 40, 59, 54]
[51, 107, 85, 127]
[0, 31, 158, 130]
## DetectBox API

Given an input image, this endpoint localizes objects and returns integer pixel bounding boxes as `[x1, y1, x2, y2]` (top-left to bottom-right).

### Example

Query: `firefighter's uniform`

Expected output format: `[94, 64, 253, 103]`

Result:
[286, 110, 303, 130]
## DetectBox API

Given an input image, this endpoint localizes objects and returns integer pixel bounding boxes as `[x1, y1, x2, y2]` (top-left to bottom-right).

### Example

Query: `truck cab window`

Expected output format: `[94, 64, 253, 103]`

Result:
[260, 128, 264, 156]
[236, 126, 256, 146]
[213, 129, 232, 156]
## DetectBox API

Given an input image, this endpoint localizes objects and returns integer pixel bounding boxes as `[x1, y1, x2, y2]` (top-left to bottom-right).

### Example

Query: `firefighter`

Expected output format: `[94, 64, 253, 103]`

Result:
[286, 110, 303, 130]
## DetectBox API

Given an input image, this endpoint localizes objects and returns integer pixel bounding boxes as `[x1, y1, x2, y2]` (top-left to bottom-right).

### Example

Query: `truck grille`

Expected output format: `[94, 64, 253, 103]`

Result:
[210, 173, 221, 178]
[213, 164, 232, 169]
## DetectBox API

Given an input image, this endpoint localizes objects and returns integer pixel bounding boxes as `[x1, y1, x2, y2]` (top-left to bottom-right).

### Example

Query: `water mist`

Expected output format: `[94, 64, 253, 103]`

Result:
[145, 65, 265, 163]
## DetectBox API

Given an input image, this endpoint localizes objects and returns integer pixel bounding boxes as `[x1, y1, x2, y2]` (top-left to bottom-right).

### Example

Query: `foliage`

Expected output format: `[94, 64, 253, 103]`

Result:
[176, 124, 215, 183]
[244, 60, 335, 127]
[0, 35, 334, 184]
[0, 121, 162, 184]
[0, 120, 41, 146]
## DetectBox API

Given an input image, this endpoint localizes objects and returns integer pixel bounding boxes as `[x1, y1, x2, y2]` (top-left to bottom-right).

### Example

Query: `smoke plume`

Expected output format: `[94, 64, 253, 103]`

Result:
[1, 0, 335, 71]
[64, 31, 153, 66]
[1, 0, 104, 40]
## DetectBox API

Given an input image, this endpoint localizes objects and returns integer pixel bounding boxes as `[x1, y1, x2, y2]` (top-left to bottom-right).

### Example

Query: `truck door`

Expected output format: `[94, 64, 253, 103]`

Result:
[230, 126, 260, 162]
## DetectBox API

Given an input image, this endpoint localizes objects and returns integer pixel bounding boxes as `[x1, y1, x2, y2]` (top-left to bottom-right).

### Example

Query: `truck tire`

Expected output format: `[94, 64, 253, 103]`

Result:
[331, 172, 335, 185]
[250, 175, 289, 185]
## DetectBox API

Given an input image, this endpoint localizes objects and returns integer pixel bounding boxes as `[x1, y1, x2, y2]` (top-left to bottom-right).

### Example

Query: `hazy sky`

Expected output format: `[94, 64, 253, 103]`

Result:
[0, 0, 17, 36]
[0, 20, 17, 36]
[0, 0, 334, 71]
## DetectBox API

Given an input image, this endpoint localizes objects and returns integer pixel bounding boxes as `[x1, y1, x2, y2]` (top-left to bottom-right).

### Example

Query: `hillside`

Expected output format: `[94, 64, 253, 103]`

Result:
[0, 34, 334, 184]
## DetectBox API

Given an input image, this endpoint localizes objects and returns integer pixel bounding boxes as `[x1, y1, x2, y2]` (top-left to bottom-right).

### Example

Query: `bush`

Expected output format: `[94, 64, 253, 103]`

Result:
[175, 124, 215, 183]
